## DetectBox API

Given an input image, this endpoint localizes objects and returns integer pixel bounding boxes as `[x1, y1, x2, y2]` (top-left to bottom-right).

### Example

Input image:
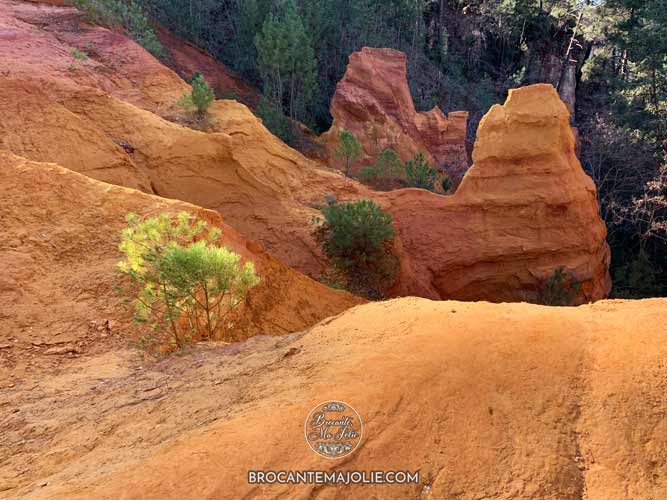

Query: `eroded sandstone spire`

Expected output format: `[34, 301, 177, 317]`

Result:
[384, 84, 611, 303]
[322, 47, 469, 184]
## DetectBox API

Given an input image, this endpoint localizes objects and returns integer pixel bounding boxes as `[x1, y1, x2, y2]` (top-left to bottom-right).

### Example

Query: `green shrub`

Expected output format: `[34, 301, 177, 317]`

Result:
[256, 97, 294, 144]
[441, 176, 453, 193]
[359, 165, 377, 183]
[118, 212, 259, 351]
[614, 252, 664, 298]
[178, 72, 215, 116]
[317, 199, 397, 298]
[360, 148, 402, 187]
[219, 90, 239, 101]
[70, 48, 88, 60]
[405, 152, 436, 191]
[539, 267, 581, 306]
[73, 0, 166, 58]
[334, 129, 362, 177]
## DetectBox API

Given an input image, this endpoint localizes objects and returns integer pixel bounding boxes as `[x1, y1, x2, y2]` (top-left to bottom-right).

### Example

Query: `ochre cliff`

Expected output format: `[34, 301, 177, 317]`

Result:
[0, 150, 362, 372]
[383, 84, 611, 303]
[322, 47, 470, 183]
[0, 0, 370, 276]
[10, 298, 667, 499]
[0, 0, 610, 303]
[1, 0, 189, 111]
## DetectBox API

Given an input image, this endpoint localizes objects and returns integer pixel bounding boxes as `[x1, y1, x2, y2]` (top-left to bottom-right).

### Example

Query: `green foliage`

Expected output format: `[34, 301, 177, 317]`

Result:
[441, 176, 453, 193]
[178, 72, 215, 116]
[74, 0, 166, 58]
[317, 200, 397, 298]
[334, 129, 361, 177]
[254, 0, 317, 122]
[70, 48, 88, 60]
[539, 267, 581, 307]
[405, 153, 436, 191]
[138, 0, 424, 131]
[219, 90, 239, 101]
[604, 0, 667, 142]
[614, 253, 664, 298]
[256, 97, 294, 144]
[118, 212, 259, 351]
[319, 200, 394, 266]
[359, 166, 376, 183]
[360, 148, 402, 187]
[576, 0, 667, 298]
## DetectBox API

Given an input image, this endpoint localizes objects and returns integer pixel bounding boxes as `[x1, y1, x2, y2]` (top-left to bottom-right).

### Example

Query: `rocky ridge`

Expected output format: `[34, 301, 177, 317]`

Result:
[0, 0, 610, 303]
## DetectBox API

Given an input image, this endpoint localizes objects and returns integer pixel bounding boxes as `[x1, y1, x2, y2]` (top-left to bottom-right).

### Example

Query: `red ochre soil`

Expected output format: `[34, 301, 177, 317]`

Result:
[1, 298, 666, 499]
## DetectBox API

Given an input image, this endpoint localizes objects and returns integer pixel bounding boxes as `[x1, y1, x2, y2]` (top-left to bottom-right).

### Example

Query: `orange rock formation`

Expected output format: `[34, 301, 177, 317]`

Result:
[0, 0, 610, 303]
[382, 84, 612, 303]
[0, 150, 362, 363]
[13, 297, 667, 499]
[322, 47, 469, 182]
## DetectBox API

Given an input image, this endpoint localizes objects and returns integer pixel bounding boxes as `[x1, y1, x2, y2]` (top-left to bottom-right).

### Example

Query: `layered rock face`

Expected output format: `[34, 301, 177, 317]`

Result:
[0, 1, 610, 304]
[0, 151, 362, 366]
[383, 84, 611, 303]
[0, 0, 371, 277]
[14, 298, 667, 499]
[322, 47, 469, 183]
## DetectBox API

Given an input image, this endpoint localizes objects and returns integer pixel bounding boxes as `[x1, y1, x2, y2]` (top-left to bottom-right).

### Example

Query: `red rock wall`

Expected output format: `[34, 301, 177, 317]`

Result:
[322, 47, 470, 184]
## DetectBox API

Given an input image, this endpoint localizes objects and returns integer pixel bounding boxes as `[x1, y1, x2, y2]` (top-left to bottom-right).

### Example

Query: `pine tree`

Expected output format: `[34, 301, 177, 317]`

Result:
[254, 0, 317, 121]
[405, 153, 436, 191]
[118, 212, 259, 350]
[334, 129, 362, 177]
[178, 71, 215, 117]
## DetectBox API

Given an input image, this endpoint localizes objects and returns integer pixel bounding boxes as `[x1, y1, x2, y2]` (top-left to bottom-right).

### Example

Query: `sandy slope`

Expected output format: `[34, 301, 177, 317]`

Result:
[0, 151, 362, 378]
[2, 298, 665, 499]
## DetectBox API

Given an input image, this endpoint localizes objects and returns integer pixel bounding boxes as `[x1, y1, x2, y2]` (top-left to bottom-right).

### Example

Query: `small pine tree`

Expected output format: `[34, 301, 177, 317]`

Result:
[334, 129, 362, 177]
[441, 176, 453, 193]
[178, 72, 215, 117]
[405, 152, 437, 191]
[118, 212, 259, 351]
[360, 148, 402, 188]
[317, 200, 397, 297]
